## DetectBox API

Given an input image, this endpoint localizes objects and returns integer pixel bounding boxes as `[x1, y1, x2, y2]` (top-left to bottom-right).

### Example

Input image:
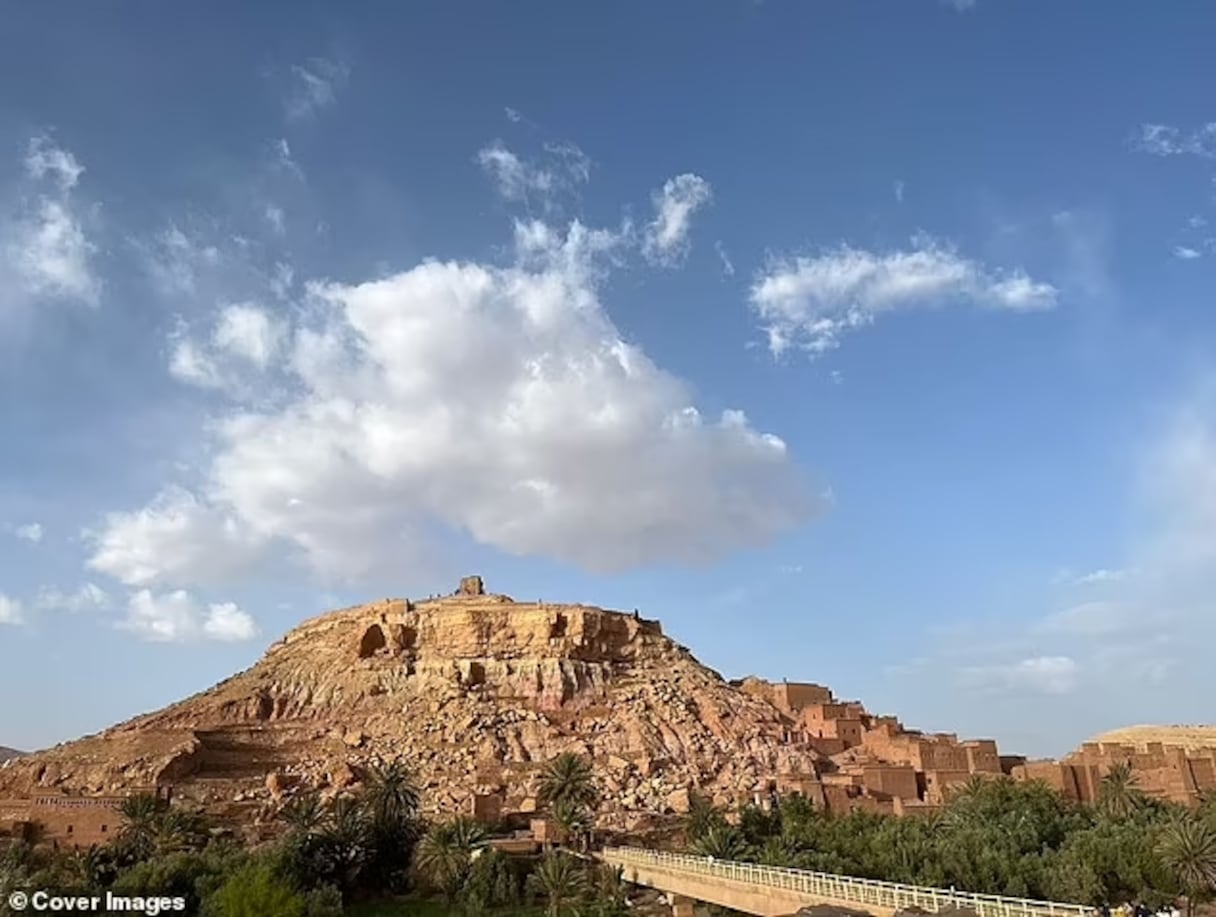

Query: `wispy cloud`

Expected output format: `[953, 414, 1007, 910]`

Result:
[1134, 122, 1216, 158]
[285, 57, 349, 122]
[476, 140, 591, 209]
[34, 583, 112, 614]
[1, 134, 100, 310]
[1174, 245, 1203, 260]
[643, 173, 713, 267]
[749, 236, 1057, 357]
[13, 522, 43, 543]
[714, 240, 736, 277]
[961, 655, 1079, 695]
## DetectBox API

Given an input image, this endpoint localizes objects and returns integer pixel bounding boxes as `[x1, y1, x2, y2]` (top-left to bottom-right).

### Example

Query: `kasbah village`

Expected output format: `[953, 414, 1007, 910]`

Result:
[2, 577, 1213, 868]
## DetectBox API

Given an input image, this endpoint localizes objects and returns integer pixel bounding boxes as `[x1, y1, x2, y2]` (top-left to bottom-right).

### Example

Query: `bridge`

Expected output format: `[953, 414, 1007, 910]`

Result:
[601, 847, 1095, 917]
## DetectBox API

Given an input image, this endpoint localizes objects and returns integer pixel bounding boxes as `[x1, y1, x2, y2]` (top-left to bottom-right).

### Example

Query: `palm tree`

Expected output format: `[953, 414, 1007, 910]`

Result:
[688, 793, 727, 841]
[280, 793, 326, 836]
[149, 808, 208, 856]
[362, 758, 420, 832]
[1158, 816, 1216, 917]
[320, 795, 370, 893]
[116, 793, 164, 860]
[526, 851, 587, 917]
[1098, 760, 1146, 820]
[551, 799, 591, 851]
[414, 817, 488, 903]
[537, 753, 598, 811]
[692, 824, 747, 861]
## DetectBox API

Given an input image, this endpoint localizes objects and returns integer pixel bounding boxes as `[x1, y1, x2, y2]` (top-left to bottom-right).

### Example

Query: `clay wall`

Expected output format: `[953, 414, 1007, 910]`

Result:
[860, 765, 920, 801]
[820, 718, 863, 747]
[803, 703, 850, 724]
[964, 740, 1002, 774]
[922, 769, 972, 804]
[805, 737, 847, 756]
[770, 682, 834, 713]
[26, 795, 125, 850]
[469, 792, 504, 824]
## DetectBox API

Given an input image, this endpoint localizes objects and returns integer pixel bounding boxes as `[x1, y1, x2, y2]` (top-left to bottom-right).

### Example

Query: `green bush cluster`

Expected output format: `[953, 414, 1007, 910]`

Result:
[684, 774, 1216, 915]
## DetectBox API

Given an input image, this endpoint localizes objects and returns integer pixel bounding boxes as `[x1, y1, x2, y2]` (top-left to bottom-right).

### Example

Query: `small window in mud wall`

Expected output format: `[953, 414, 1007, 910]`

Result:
[359, 624, 387, 658]
[66, 825, 73, 834]
[101, 825, 107, 833]
[549, 614, 568, 639]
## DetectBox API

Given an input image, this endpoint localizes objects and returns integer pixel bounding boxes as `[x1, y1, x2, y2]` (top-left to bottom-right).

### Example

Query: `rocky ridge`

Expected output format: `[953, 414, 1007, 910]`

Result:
[0, 577, 822, 833]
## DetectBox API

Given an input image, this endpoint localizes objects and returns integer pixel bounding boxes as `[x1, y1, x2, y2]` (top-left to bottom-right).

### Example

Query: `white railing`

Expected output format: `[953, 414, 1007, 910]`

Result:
[602, 847, 1093, 917]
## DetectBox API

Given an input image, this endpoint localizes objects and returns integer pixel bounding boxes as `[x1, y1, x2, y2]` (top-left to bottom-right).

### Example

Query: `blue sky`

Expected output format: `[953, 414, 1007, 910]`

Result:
[2, 0, 1215, 758]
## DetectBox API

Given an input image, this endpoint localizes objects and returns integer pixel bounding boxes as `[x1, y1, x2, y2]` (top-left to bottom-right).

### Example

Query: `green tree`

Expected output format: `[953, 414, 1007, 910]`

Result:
[551, 799, 592, 851]
[526, 851, 587, 917]
[414, 817, 488, 903]
[693, 824, 747, 860]
[116, 793, 166, 861]
[280, 794, 327, 837]
[361, 760, 422, 894]
[203, 860, 310, 917]
[1158, 816, 1216, 917]
[362, 759, 420, 832]
[687, 793, 728, 842]
[538, 753, 598, 811]
[1098, 761, 1147, 821]
[463, 847, 521, 912]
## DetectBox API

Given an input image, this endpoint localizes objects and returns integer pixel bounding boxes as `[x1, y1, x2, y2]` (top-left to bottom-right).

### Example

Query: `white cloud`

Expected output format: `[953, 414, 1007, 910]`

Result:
[87, 486, 265, 588]
[2, 137, 99, 309]
[93, 217, 815, 586]
[121, 590, 257, 643]
[1071, 567, 1131, 585]
[504, 107, 523, 123]
[14, 523, 43, 543]
[212, 304, 285, 369]
[34, 583, 112, 614]
[0, 595, 22, 626]
[477, 142, 555, 203]
[714, 241, 735, 277]
[749, 237, 1058, 356]
[285, 57, 348, 121]
[24, 135, 84, 190]
[476, 140, 592, 210]
[964, 655, 1079, 695]
[1174, 245, 1202, 260]
[169, 303, 286, 394]
[643, 174, 713, 267]
[1135, 122, 1216, 158]
[894, 180, 905, 203]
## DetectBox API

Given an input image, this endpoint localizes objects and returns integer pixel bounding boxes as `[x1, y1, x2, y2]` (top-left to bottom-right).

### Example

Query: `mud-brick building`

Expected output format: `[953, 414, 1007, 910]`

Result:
[0, 788, 163, 851]
[1013, 732, 1216, 808]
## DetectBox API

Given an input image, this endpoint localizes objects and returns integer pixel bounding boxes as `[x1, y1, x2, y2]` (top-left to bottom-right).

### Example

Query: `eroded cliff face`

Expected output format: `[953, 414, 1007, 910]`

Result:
[0, 584, 812, 832]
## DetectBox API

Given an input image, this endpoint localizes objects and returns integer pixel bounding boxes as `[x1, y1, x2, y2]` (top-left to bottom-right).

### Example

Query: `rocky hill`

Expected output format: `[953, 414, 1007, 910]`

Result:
[1084, 725, 1216, 753]
[0, 577, 822, 833]
[0, 747, 23, 763]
